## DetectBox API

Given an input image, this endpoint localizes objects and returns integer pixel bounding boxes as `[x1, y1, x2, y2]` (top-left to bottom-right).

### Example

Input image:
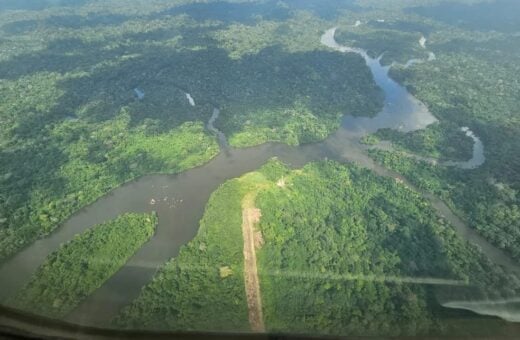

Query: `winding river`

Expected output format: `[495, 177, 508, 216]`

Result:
[0, 27, 516, 327]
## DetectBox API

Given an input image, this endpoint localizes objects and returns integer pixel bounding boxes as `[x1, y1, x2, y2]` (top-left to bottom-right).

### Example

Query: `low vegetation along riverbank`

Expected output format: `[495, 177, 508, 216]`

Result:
[113, 174, 259, 331]
[0, 118, 218, 263]
[6, 213, 157, 319]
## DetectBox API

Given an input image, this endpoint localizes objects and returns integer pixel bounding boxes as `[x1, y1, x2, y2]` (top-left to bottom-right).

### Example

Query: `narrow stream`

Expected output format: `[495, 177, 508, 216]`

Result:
[207, 107, 228, 147]
[370, 126, 485, 169]
[0, 27, 513, 328]
[444, 127, 485, 169]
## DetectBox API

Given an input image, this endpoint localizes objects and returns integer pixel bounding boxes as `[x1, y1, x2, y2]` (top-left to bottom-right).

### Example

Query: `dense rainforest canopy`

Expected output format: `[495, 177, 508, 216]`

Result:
[7, 213, 157, 318]
[115, 160, 520, 335]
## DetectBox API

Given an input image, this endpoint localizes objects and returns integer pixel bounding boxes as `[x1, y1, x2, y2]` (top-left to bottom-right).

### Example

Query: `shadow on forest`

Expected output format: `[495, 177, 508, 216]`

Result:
[407, 0, 520, 33]
[0, 145, 68, 224]
[432, 36, 520, 62]
[369, 20, 434, 36]
[158, 0, 361, 23]
[1, 0, 364, 37]
[0, 22, 223, 80]
[282, 0, 361, 19]
[0, 38, 111, 79]
[0, 16, 379, 229]
[460, 122, 520, 190]
[1, 18, 376, 133]
[370, 195, 451, 276]
[47, 44, 374, 132]
[1, 0, 289, 36]
[2, 14, 129, 35]
[0, 0, 87, 11]
[158, 1, 290, 24]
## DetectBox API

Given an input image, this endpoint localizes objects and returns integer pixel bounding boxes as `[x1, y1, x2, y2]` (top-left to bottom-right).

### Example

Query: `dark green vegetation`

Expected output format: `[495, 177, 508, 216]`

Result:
[369, 122, 474, 161]
[336, 26, 430, 66]
[220, 51, 382, 147]
[344, 0, 520, 261]
[0, 0, 87, 11]
[7, 213, 157, 318]
[256, 160, 520, 335]
[0, 0, 383, 262]
[407, 0, 520, 33]
[116, 160, 520, 335]
[369, 150, 520, 261]
[326, 0, 520, 262]
[113, 172, 267, 331]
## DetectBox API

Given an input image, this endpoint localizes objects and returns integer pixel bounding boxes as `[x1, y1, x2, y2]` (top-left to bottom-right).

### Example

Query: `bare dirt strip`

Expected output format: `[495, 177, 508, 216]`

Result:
[241, 193, 265, 332]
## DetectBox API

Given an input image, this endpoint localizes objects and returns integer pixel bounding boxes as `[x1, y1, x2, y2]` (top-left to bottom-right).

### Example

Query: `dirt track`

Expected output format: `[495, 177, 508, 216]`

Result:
[241, 194, 265, 332]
